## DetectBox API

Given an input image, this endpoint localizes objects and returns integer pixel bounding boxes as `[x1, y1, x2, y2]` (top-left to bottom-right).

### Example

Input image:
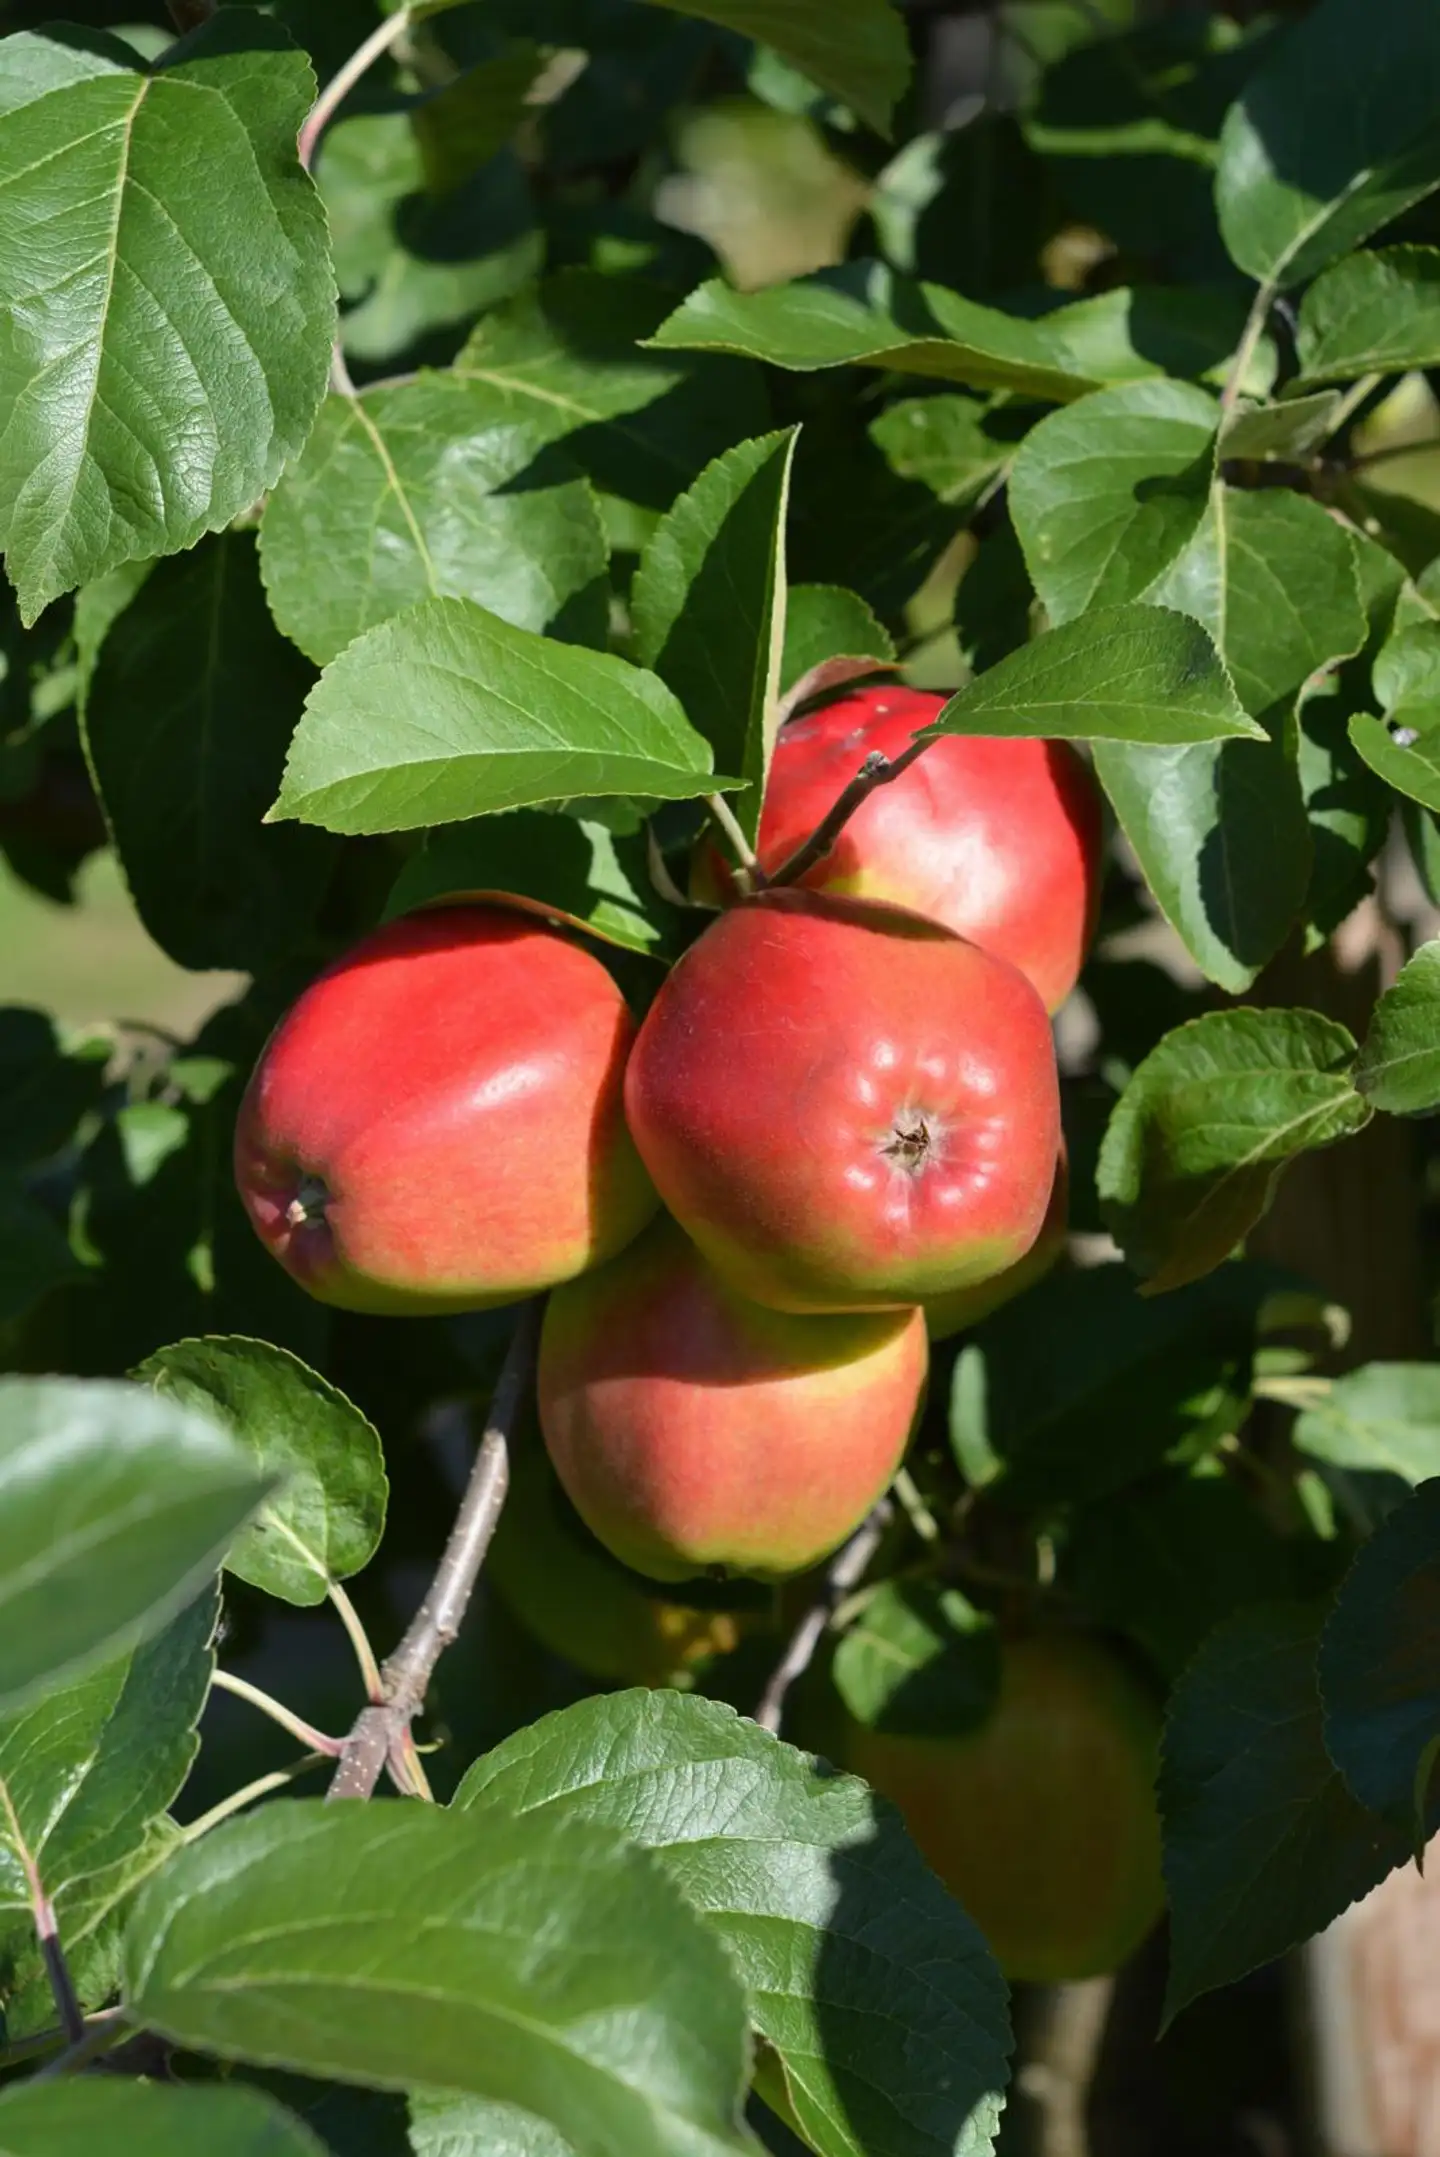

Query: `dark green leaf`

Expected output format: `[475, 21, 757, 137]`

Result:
[0, 1585, 215, 2035]
[1097, 1011, 1371, 1291]
[1296, 246, 1440, 383]
[1354, 939, 1440, 1112]
[639, 0, 910, 137]
[1008, 379, 1216, 628]
[385, 814, 688, 959]
[83, 530, 336, 973]
[1318, 1477, 1440, 1842]
[0, 1191, 83, 1329]
[1161, 1603, 1414, 2018]
[0, 1376, 269, 1705]
[0, 1009, 106, 1173]
[1095, 489, 1364, 990]
[410, 43, 548, 195]
[0, 18, 333, 621]
[1295, 1363, 1440, 1483]
[0, 2078, 325, 2157]
[927, 605, 1259, 747]
[124, 1800, 755, 2157]
[271, 598, 734, 835]
[949, 1262, 1269, 1508]
[631, 431, 798, 840]
[648, 263, 1169, 404]
[136, 1339, 386, 1607]
[259, 378, 608, 669]
[1215, 0, 1440, 289]
[867, 395, 1014, 511]
[779, 586, 894, 696]
[456, 1689, 1011, 2157]
[832, 1582, 999, 1740]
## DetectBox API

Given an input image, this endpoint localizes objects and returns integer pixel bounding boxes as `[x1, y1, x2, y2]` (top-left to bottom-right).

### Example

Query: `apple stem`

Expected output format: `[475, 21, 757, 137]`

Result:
[326, 1301, 541, 1802]
[297, 9, 411, 175]
[753, 1501, 892, 1737]
[766, 737, 934, 891]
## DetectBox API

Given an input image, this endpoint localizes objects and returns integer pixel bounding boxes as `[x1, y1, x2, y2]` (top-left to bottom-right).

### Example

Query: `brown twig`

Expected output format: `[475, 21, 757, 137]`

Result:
[754, 1502, 892, 1736]
[328, 1302, 540, 1801]
[0, 1780, 83, 2044]
[766, 739, 933, 890]
[165, 0, 216, 31]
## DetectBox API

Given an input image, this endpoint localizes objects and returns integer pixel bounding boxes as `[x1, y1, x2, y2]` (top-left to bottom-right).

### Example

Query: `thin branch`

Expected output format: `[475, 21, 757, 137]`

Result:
[297, 9, 410, 173]
[0, 1781, 83, 2044]
[32, 2011, 129, 2082]
[210, 1670, 345, 1757]
[328, 1301, 540, 1802]
[705, 793, 763, 881]
[767, 739, 933, 890]
[1219, 279, 1277, 420]
[183, 1755, 328, 1842]
[754, 1502, 891, 1736]
[328, 1577, 385, 1702]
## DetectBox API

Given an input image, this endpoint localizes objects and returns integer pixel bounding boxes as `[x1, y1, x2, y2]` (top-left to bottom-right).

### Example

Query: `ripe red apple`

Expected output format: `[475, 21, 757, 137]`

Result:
[538, 1215, 927, 1581]
[624, 889, 1061, 1314]
[924, 1145, 1068, 1341]
[849, 1632, 1164, 1982]
[234, 905, 657, 1313]
[489, 1436, 758, 1686]
[695, 686, 1102, 1012]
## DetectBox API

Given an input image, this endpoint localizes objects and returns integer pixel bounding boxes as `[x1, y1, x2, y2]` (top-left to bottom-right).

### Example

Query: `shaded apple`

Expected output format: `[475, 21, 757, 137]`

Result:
[489, 1435, 760, 1688]
[924, 1145, 1068, 1341]
[625, 888, 1061, 1314]
[694, 685, 1103, 1012]
[849, 1631, 1164, 1983]
[538, 1214, 927, 1581]
[234, 905, 657, 1313]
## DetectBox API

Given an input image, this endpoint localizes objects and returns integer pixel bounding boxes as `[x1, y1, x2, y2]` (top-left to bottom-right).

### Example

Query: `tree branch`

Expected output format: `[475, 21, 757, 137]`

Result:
[0, 1780, 83, 2044]
[297, 9, 411, 174]
[754, 1502, 891, 1736]
[1219, 278, 1277, 421]
[766, 739, 934, 891]
[328, 1302, 540, 1801]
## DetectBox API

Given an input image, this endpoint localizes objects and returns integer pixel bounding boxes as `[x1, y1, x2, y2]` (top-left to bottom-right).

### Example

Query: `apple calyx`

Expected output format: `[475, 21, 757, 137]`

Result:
[283, 1174, 331, 1229]
[882, 1110, 937, 1176]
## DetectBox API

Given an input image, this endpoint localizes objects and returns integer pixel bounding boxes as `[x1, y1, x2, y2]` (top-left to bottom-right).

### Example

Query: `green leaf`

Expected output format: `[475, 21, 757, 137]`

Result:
[456, 1689, 1011, 2157]
[0, 1008, 106, 1173]
[639, 0, 910, 137]
[1097, 1010, 1372, 1292]
[1215, 0, 1440, 290]
[832, 1582, 999, 1740]
[926, 604, 1259, 747]
[0, 1376, 270, 1706]
[1349, 712, 1440, 813]
[410, 2094, 570, 2157]
[1007, 378, 1217, 628]
[1160, 1603, 1414, 2019]
[0, 1584, 215, 2035]
[648, 262, 1162, 404]
[0, 2079, 325, 2157]
[1294, 1363, 1440, 1484]
[0, 1191, 83, 1329]
[1318, 1478, 1440, 1844]
[259, 378, 609, 670]
[868, 394, 1017, 512]
[1353, 940, 1440, 1112]
[0, 18, 333, 623]
[1094, 489, 1364, 991]
[135, 1339, 386, 1608]
[385, 813, 689, 959]
[270, 598, 734, 836]
[123, 1799, 756, 2157]
[410, 43, 549, 196]
[455, 274, 770, 520]
[1296, 246, 1440, 384]
[82, 530, 336, 974]
[949, 1262, 1270, 1507]
[780, 585, 894, 696]
[631, 431, 796, 840]
[1217, 390, 1344, 464]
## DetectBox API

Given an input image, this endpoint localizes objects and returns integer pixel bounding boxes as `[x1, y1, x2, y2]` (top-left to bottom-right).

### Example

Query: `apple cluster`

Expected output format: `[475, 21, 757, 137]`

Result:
[234, 687, 1099, 1586]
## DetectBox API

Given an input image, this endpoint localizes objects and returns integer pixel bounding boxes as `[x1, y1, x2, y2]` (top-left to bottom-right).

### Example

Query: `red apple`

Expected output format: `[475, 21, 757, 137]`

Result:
[539, 1214, 926, 1581]
[848, 1632, 1164, 1982]
[924, 1145, 1068, 1341]
[696, 686, 1103, 1012]
[624, 889, 1061, 1314]
[234, 905, 657, 1313]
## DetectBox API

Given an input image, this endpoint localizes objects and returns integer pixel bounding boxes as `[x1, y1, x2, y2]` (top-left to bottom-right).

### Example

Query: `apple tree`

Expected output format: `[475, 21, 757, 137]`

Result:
[2, 0, 1440, 2150]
